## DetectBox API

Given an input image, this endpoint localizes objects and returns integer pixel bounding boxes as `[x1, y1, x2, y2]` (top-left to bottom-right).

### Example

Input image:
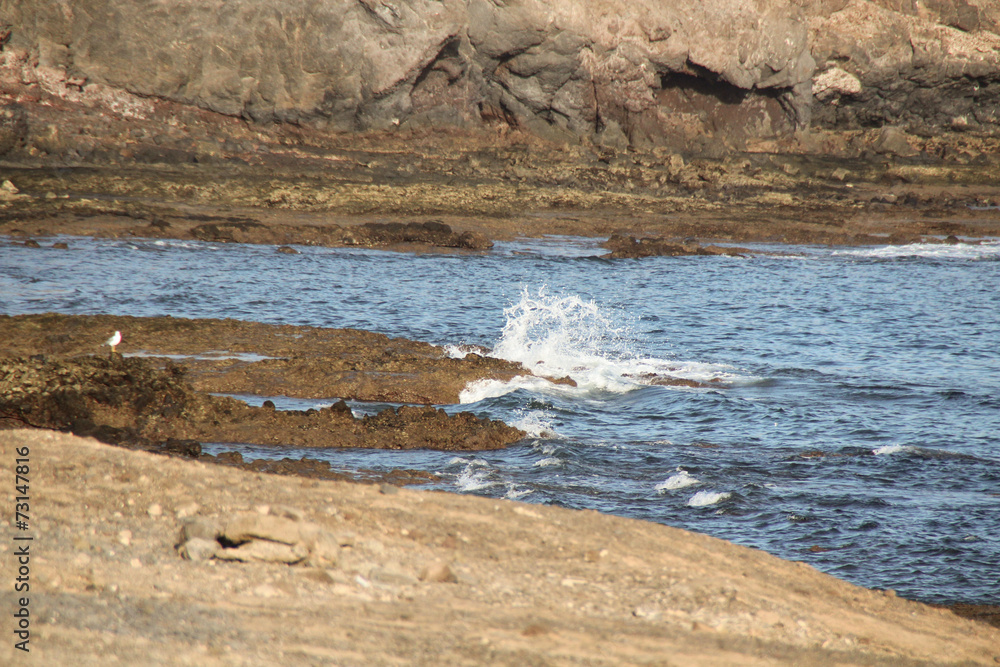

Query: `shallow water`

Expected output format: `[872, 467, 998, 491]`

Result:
[3, 234, 999, 605]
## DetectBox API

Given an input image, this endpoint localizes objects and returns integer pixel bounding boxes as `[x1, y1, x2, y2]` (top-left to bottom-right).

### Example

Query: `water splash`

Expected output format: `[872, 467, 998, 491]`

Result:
[459, 286, 742, 403]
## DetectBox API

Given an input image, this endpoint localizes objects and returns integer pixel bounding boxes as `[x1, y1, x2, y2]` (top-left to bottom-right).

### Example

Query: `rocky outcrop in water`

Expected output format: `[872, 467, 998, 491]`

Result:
[4, 0, 997, 153]
[0, 313, 533, 405]
[189, 220, 492, 251]
[602, 234, 750, 259]
[0, 354, 525, 451]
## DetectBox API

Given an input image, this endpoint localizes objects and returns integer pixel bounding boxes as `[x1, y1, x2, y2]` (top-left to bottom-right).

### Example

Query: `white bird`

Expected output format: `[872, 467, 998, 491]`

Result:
[105, 330, 121, 354]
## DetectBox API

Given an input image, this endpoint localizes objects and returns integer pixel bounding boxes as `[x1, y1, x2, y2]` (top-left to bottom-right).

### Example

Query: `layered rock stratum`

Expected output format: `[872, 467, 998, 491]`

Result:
[3, 0, 999, 152]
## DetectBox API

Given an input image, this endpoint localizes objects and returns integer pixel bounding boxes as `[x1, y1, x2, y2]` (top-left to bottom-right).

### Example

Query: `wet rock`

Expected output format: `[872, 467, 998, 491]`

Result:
[0, 326, 526, 452]
[353, 221, 492, 250]
[162, 438, 202, 458]
[602, 235, 750, 259]
[276, 245, 299, 254]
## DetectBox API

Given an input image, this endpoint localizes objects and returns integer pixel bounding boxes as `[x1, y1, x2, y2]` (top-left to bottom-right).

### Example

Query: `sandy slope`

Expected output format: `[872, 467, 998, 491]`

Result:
[1, 429, 997, 666]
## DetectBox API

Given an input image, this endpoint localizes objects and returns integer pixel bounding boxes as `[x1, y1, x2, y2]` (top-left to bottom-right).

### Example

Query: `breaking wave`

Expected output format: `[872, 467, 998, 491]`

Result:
[459, 286, 745, 403]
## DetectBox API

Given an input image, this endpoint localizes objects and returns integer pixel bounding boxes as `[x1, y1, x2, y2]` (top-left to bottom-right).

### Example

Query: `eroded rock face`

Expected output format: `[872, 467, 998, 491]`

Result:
[2, 0, 817, 151]
[4, 1, 999, 154]
[806, 0, 1000, 132]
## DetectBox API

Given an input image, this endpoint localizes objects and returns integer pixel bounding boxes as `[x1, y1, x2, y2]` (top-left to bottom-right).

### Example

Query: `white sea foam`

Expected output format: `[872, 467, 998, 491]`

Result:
[686, 490, 731, 507]
[511, 411, 560, 438]
[443, 344, 470, 359]
[655, 470, 700, 492]
[533, 457, 563, 468]
[455, 467, 501, 492]
[459, 375, 560, 403]
[458, 286, 745, 403]
[834, 241, 1000, 261]
[504, 485, 534, 500]
[447, 456, 490, 467]
[534, 443, 558, 456]
[873, 444, 914, 456]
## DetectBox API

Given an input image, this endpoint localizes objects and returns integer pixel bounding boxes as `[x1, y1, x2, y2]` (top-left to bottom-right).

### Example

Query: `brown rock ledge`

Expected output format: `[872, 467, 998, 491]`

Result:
[0, 313, 553, 405]
[1, 429, 997, 665]
[0, 354, 524, 451]
[603, 234, 753, 259]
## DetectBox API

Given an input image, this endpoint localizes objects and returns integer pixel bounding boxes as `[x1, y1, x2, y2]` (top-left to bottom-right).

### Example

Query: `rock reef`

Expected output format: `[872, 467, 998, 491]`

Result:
[0, 313, 555, 456]
[0, 354, 525, 452]
[602, 234, 751, 259]
[0, 313, 536, 404]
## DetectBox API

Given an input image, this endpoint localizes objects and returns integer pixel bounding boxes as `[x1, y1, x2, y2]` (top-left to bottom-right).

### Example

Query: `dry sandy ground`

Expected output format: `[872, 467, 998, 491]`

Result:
[1, 429, 997, 666]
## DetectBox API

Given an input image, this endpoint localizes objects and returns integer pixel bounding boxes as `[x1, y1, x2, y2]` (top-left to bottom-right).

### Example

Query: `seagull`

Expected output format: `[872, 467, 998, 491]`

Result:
[105, 330, 122, 354]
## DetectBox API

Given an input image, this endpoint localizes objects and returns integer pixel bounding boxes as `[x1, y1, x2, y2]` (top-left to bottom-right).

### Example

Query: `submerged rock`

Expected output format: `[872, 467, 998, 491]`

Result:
[602, 234, 750, 259]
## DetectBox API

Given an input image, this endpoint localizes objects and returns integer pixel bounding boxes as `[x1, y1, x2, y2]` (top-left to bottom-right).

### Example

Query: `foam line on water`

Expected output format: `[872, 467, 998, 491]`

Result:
[834, 241, 1000, 260]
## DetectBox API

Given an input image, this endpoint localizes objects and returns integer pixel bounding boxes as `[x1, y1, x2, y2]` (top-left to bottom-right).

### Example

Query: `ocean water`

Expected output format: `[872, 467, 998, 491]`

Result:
[2, 234, 999, 606]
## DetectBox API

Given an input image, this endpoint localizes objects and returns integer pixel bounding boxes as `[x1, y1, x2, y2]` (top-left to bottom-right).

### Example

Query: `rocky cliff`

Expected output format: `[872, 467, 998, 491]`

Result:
[2, 0, 999, 152]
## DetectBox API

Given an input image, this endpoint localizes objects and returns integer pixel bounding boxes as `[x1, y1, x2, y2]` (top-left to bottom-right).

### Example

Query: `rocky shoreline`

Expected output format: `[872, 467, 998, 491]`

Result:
[3, 2, 1000, 661]
[1, 1, 999, 255]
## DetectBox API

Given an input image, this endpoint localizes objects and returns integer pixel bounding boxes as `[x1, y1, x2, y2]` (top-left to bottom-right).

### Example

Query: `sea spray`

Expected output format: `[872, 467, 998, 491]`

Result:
[459, 286, 742, 403]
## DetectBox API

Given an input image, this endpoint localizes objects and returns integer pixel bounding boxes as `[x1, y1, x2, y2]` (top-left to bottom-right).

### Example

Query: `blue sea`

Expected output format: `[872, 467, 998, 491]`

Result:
[2, 234, 999, 606]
